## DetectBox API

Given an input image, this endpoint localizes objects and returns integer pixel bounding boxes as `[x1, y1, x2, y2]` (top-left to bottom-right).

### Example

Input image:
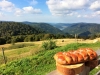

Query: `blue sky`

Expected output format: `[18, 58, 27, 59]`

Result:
[0, 0, 100, 23]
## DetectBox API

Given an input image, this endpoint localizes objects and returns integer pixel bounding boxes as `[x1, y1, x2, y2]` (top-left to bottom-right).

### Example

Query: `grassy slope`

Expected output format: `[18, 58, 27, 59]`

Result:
[0, 43, 41, 65]
[0, 42, 100, 75]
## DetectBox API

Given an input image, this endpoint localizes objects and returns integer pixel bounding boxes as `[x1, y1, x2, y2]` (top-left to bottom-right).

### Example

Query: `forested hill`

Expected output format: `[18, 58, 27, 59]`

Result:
[63, 23, 100, 35]
[23, 22, 65, 34]
[0, 21, 71, 44]
[0, 21, 44, 37]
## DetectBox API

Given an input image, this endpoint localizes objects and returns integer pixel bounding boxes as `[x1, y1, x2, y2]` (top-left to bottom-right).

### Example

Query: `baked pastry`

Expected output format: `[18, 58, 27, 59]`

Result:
[54, 48, 98, 65]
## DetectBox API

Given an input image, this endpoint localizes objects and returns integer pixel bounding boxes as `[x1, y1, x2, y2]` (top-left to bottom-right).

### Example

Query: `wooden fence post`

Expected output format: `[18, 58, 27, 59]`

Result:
[75, 34, 78, 43]
[1, 47, 7, 64]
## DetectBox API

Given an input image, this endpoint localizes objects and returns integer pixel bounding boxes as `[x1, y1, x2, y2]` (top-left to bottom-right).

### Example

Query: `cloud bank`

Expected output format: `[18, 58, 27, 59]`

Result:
[0, 0, 42, 17]
[46, 0, 100, 18]
[0, 0, 100, 22]
[0, 0, 15, 12]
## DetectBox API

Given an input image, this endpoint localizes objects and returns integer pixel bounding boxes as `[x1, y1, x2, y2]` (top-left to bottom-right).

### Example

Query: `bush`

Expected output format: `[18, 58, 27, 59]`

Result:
[42, 39, 57, 50]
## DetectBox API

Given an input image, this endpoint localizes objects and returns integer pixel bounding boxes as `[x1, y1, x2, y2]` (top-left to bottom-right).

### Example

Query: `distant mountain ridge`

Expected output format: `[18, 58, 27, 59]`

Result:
[23, 22, 65, 34]
[23, 22, 73, 30]
[23, 22, 100, 36]
[1, 21, 100, 38]
[62, 23, 100, 36]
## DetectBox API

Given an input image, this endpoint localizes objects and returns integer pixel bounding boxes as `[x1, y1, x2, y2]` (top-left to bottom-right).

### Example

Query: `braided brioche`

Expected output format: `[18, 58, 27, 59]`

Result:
[54, 48, 97, 65]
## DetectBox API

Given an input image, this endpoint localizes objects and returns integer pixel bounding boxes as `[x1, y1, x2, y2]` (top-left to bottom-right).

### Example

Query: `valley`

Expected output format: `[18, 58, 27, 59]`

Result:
[0, 21, 100, 75]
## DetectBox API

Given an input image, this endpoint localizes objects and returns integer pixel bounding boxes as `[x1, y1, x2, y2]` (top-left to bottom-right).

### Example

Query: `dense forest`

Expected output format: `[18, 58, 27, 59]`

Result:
[1, 21, 100, 45]
[0, 21, 45, 37]
[0, 21, 72, 45]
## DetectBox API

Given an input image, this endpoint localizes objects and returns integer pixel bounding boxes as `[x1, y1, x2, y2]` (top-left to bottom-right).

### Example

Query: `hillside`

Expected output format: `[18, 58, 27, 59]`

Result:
[0, 21, 69, 45]
[0, 42, 100, 75]
[0, 21, 44, 37]
[63, 23, 100, 35]
[23, 22, 65, 34]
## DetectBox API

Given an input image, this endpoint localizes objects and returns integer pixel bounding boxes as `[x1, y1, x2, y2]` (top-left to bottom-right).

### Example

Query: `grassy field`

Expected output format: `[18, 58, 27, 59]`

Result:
[0, 38, 100, 64]
[0, 43, 41, 64]
[0, 38, 100, 75]
[0, 38, 96, 62]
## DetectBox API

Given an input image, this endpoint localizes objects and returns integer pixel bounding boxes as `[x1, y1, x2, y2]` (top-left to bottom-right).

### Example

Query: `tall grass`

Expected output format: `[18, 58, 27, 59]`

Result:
[0, 42, 100, 75]
[0, 43, 41, 65]
[5, 43, 34, 50]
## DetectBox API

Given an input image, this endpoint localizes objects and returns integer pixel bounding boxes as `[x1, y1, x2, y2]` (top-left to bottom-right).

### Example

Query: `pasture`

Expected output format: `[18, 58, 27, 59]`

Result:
[0, 38, 100, 64]
[0, 38, 100, 75]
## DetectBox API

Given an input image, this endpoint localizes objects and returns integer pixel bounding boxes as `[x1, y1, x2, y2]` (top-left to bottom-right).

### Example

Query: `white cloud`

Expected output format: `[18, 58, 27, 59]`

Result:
[77, 15, 81, 18]
[46, 0, 90, 16]
[95, 11, 100, 15]
[14, 6, 42, 16]
[0, 0, 15, 12]
[0, 0, 42, 17]
[83, 15, 89, 18]
[92, 11, 100, 17]
[30, 0, 38, 5]
[0, 12, 4, 17]
[23, 6, 42, 14]
[15, 8, 22, 16]
[90, 1, 100, 11]
[46, 0, 100, 19]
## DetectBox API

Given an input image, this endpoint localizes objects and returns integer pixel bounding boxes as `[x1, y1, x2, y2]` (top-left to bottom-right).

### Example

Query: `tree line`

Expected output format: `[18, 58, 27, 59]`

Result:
[0, 33, 73, 45]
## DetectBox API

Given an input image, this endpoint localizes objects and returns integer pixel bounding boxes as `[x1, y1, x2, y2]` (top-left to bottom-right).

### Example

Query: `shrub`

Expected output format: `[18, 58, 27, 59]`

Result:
[42, 39, 57, 50]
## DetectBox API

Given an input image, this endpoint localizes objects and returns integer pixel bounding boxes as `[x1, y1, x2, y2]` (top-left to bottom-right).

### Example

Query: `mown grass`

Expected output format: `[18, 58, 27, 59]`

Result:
[0, 43, 41, 64]
[0, 42, 100, 75]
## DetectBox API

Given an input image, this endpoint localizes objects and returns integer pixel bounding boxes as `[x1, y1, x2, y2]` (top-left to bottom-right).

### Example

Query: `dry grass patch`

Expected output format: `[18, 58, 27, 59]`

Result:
[0, 38, 100, 64]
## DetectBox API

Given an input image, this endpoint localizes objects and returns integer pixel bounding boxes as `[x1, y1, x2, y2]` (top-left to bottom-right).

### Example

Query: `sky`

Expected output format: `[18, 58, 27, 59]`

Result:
[0, 0, 100, 23]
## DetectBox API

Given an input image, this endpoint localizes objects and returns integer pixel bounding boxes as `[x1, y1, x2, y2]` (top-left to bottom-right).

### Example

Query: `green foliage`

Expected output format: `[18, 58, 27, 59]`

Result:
[0, 33, 67, 45]
[89, 34, 96, 40]
[0, 21, 42, 37]
[0, 42, 100, 75]
[42, 39, 57, 50]
[0, 37, 6, 45]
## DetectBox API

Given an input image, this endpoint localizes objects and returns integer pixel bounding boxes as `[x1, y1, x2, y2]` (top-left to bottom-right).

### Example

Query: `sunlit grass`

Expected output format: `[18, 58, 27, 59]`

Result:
[0, 42, 100, 75]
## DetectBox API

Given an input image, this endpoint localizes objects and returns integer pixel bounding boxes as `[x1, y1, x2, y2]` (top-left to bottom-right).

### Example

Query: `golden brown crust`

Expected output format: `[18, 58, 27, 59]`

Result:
[54, 52, 68, 65]
[73, 52, 84, 63]
[78, 48, 89, 61]
[54, 48, 98, 65]
[64, 55, 73, 64]
[86, 48, 98, 60]
[69, 53, 78, 64]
